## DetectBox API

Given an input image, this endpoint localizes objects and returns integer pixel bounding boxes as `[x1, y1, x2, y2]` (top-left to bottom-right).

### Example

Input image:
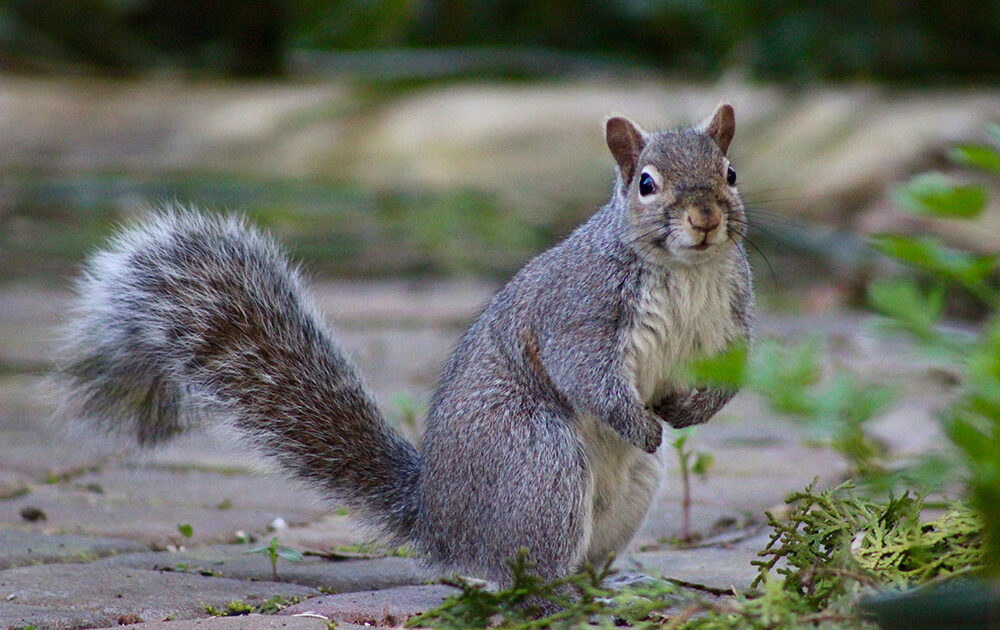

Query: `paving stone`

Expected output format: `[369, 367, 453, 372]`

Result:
[312, 279, 494, 326]
[140, 433, 274, 474]
[279, 585, 460, 626]
[625, 544, 765, 593]
[0, 470, 328, 546]
[0, 429, 112, 484]
[98, 544, 441, 593]
[336, 325, 460, 413]
[868, 396, 947, 456]
[266, 513, 367, 552]
[0, 602, 108, 630]
[0, 287, 64, 367]
[0, 469, 31, 499]
[92, 615, 346, 629]
[0, 563, 319, 628]
[0, 375, 113, 483]
[0, 528, 146, 569]
[71, 466, 325, 516]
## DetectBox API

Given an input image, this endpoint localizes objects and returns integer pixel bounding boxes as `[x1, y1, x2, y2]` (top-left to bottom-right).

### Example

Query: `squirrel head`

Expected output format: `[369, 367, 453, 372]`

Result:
[605, 103, 745, 267]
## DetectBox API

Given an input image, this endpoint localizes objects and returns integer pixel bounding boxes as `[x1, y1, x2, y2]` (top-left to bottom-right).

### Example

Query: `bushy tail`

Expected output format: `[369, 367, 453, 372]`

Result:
[58, 208, 421, 543]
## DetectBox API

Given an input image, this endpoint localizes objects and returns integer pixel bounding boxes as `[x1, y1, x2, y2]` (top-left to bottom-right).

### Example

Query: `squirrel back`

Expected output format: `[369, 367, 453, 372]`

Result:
[58, 104, 752, 583]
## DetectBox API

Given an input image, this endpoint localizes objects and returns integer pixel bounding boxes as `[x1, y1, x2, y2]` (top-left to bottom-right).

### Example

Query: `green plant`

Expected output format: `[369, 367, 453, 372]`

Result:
[246, 537, 304, 582]
[948, 319, 1000, 574]
[686, 340, 894, 478]
[672, 429, 715, 543]
[413, 481, 985, 629]
[869, 124, 1000, 574]
[325, 541, 415, 557]
[204, 600, 253, 616]
[409, 549, 680, 629]
[256, 594, 304, 614]
[752, 483, 982, 606]
[204, 595, 302, 616]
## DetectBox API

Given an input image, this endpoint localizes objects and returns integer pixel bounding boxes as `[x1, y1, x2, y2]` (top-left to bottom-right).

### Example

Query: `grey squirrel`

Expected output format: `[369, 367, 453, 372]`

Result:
[58, 103, 753, 583]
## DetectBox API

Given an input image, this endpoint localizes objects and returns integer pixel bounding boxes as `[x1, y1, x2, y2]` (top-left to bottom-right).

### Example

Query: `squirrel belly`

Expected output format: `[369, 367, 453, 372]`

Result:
[57, 104, 753, 584]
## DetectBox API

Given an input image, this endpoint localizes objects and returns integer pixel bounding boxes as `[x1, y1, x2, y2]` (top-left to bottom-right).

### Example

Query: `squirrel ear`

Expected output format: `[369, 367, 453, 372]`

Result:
[605, 116, 648, 187]
[700, 103, 735, 155]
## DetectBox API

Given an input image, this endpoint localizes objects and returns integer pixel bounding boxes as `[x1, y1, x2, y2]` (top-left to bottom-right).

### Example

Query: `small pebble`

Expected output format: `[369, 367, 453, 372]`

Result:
[19, 506, 47, 522]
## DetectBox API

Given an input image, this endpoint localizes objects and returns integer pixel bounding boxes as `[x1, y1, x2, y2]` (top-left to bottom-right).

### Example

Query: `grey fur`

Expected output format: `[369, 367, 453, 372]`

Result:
[58, 210, 421, 543]
[57, 106, 753, 584]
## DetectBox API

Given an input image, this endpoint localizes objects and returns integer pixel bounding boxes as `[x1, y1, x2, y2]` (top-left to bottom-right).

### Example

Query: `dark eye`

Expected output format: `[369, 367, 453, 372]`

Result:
[638, 172, 657, 196]
[726, 165, 737, 186]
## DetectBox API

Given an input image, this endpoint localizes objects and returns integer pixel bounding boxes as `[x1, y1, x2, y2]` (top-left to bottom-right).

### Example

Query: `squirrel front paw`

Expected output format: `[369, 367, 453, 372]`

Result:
[651, 393, 686, 428]
[638, 411, 664, 453]
[652, 387, 731, 429]
[607, 406, 663, 453]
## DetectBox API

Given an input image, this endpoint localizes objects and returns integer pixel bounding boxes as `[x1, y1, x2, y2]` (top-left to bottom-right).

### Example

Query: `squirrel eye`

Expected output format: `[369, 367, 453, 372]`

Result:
[726, 165, 737, 186]
[638, 172, 657, 197]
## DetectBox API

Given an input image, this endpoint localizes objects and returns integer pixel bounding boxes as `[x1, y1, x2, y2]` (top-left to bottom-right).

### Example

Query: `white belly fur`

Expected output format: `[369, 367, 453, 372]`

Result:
[627, 261, 741, 403]
[576, 414, 661, 566]
[578, 259, 740, 565]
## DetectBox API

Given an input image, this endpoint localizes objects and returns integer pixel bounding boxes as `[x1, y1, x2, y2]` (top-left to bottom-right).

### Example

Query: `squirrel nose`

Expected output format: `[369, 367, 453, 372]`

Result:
[687, 213, 720, 234]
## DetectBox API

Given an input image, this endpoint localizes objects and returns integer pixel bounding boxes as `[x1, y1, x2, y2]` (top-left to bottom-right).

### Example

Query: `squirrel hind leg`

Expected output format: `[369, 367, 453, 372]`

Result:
[417, 405, 592, 584]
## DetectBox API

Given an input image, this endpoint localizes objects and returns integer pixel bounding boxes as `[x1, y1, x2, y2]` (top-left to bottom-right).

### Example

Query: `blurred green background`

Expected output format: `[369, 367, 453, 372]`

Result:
[1, 0, 999, 308]
[5, 0, 999, 81]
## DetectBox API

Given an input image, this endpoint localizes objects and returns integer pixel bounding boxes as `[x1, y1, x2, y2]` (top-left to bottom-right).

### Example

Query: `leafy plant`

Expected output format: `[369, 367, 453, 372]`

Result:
[948, 319, 1000, 574]
[870, 127, 1000, 574]
[204, 600, 253, 617]
[891, 172, 989, 219]
[752, 483, 982, 606]
[256, 594, 305, 614]
[687, 338, 894, 478]
[246, 536, 304, 582]
[204, 595, 302, 616]
[672, 429, 715, 543]
[410, 549, 686, 629]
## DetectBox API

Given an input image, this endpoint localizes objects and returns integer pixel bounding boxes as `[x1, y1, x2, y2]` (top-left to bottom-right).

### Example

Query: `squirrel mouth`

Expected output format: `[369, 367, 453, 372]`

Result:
[689, 240, 713, 251]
